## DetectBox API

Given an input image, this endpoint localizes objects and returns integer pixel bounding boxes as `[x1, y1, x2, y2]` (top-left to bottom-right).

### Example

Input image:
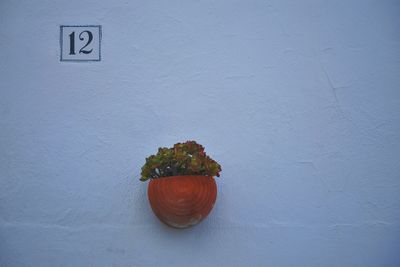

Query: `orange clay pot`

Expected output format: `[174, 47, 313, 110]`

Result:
[148, 175, 217, 228]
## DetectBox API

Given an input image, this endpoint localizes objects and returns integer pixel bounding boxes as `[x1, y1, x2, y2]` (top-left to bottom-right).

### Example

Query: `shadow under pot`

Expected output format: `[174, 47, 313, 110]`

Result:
[147, 175, 217, 228]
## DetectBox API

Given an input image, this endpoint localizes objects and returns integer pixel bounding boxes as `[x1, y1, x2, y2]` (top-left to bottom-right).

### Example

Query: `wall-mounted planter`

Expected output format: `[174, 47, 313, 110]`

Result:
[148, 175, 217, 228]
[140, 141, 221, 228]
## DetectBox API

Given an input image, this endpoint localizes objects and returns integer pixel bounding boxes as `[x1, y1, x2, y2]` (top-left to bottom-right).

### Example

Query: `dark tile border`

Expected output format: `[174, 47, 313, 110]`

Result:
[60, 25, 102, 62]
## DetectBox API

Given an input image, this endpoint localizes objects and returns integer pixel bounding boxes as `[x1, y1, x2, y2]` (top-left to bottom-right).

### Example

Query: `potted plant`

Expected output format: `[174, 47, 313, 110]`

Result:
[140, 141, 222, 228]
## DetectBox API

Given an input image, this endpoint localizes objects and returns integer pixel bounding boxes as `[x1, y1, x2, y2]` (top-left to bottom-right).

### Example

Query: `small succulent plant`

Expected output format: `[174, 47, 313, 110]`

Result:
[140, 141, 222, 181]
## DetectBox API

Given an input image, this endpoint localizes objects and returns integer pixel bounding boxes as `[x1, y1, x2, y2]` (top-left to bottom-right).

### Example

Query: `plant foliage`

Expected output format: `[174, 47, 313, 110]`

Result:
[140, 141, 222, 181]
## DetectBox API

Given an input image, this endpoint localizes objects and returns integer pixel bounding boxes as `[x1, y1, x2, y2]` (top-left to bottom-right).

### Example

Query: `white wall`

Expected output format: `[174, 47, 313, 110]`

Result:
[1, 0, 399, 266]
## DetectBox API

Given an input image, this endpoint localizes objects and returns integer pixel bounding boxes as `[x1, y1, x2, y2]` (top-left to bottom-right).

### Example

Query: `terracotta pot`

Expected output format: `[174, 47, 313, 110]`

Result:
[148, 175, 217, 228]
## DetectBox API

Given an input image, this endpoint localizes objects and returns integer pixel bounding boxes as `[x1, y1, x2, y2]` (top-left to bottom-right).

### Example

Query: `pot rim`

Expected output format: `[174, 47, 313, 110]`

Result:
[149, 175, 214, 180]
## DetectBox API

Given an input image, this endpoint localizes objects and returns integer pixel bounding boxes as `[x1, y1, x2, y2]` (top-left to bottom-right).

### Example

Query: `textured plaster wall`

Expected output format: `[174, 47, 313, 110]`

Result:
[1, 0, 400, 266]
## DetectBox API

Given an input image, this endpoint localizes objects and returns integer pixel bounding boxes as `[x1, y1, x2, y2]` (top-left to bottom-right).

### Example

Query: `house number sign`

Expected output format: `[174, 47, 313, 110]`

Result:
[60, 25, 101, 62]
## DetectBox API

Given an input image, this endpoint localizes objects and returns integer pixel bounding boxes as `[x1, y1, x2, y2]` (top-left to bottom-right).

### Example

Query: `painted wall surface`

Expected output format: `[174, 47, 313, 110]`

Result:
[1, 1, 399, 266]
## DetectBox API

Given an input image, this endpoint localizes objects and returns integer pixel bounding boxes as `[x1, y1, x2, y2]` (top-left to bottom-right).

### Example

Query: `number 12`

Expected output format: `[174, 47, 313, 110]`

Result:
[69, 30, 93, 55]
